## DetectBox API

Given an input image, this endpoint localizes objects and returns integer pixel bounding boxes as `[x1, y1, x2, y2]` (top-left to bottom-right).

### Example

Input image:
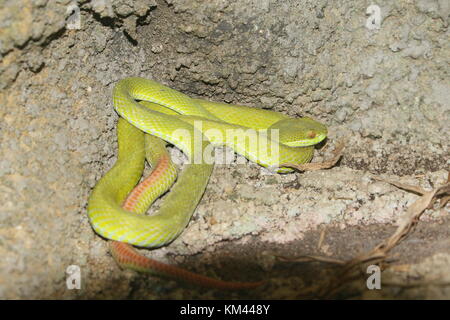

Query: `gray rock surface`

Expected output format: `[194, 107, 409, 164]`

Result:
[0, 0, 449, 299]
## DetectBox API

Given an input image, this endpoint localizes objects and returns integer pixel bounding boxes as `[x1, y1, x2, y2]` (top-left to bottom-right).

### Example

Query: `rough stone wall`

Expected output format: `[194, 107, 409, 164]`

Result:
[0, 0, 448, 299]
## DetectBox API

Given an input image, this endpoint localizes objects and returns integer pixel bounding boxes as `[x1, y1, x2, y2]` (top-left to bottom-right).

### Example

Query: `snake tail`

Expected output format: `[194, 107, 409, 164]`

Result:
[111, 142, 263, 290]
[110, 241, 264, 290]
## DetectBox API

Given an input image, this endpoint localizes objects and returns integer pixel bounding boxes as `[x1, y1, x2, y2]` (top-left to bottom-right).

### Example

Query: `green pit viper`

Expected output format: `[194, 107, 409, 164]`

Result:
[87, 77, 328, 289]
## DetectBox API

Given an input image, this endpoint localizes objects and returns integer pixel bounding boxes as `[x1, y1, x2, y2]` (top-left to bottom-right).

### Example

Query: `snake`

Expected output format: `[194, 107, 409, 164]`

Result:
[87, 77, 327, 289]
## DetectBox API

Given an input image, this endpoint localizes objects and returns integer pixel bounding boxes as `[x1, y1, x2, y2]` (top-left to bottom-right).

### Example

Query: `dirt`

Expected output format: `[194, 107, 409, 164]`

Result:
[0, 0, 449, 299]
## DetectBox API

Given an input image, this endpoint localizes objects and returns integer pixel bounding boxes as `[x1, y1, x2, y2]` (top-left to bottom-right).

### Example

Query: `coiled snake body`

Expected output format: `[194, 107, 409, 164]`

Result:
[87, 77, 327, 288]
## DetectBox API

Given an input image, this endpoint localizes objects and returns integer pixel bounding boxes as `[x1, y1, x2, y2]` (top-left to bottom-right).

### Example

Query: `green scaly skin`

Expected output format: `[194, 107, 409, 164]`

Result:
[87, 77, 328, 286]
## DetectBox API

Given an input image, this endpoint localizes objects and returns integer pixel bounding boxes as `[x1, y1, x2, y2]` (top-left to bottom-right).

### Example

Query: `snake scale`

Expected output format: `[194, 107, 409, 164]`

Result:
[87, 77, 327, 288]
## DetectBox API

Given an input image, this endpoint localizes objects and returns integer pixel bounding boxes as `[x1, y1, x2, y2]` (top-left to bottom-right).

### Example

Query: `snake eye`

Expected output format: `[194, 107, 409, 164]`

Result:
[307, 131, 316, 139]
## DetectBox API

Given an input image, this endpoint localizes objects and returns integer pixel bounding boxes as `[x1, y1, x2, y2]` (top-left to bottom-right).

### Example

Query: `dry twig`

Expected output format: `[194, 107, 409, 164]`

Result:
[279, 172, 450, 298]
[281, 141, 345, 172]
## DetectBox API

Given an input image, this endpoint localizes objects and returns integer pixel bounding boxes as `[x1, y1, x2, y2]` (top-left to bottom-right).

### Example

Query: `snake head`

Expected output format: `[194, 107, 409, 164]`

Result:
[269, 117, 328, 147]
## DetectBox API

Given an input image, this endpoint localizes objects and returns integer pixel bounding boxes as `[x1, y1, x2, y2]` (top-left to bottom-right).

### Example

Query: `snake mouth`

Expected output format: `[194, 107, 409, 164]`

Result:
[284, 133, 327, 147]
[310, 133, 327, 146]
